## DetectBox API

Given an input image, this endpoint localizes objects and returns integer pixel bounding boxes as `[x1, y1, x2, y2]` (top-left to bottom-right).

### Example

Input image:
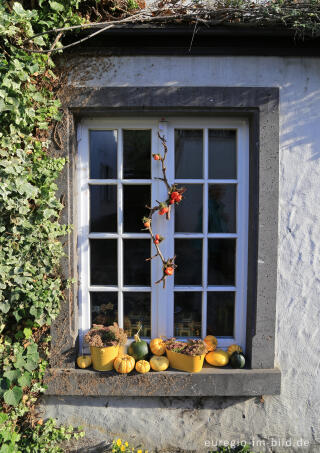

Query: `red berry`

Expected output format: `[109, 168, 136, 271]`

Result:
[159, 209, 165, 215]
[171, 191, 179, 200]
[163, 207, 169, 214]
[153, 154, 161, 161]
[154, 239, 159, 244]
[155, 234, 160, 240]
[169, 199, 174, 205]
[165, 267, 174, 276]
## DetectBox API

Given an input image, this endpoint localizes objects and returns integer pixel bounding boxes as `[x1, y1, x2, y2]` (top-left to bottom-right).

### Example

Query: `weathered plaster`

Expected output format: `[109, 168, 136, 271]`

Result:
[43, 56, 320, 452]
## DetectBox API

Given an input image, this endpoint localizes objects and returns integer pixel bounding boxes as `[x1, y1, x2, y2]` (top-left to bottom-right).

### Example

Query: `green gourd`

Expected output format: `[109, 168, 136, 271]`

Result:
[128, 325, 149, 361]
[230, 351, 246, 369]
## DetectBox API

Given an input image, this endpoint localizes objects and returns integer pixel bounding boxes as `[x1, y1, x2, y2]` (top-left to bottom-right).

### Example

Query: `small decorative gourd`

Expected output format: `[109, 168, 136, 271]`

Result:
[128, 324, 149, 361]
[135, 360, 150, 374]
[77, 355, 92, 369]
[227, 344, 243, 356]
[150, 338, 166, 356]
[150, 355, 169, 371]
[205, 349, 229, 367]
[113, 354, 135, 374]
[230, 352, 246, 369]
[204, 335, 218, 352]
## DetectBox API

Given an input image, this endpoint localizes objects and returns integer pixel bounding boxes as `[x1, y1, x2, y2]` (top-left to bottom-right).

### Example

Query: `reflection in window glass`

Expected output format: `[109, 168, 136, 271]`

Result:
[90, 186, 117, 233]
[207, 292, 234, 336]
[124, 292, 151, 338]
[208, 184, 236, 233]
[175, 239, 202, 285]
[175, 129, 203, 179]
[91, 292, 118, 326]
[174, 292, 202, 337]
[89, 130, 117, 179]
[208, 239, 236, 285]
[123, 185, 150, 233]
[175, 184, 203, 233]
[209, 130, 237, 179]
[123, 130, 151, 179]
[90, 239, 117, 286]
[123, 239, 150, 286]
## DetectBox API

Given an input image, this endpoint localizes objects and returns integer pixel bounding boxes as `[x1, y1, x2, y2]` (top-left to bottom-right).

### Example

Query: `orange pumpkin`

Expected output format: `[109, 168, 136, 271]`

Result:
[150, 338, 166, 356]
[135, 360, 150, 374]
[113, 354, 135, 374]
[204, 335, 218, 352]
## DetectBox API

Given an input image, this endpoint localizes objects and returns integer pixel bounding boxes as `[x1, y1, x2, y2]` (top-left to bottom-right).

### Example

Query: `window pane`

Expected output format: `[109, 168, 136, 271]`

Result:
[90, 239, 117, 286]
[90, 186, 117, 233]
[91, 292, 118, 326]
[208, 239, 235, 285]
[208, 184, 236, 233]
[123, 130, 151, 179]
[123, 239, 150, 286]
[175, 129, 203, 179]
[207, 292, 234, 337]
[175, 184, 203, 233]
[89, 130, 117, 179]
[174, 292, 202, 337]
[209, 130, 236, 179]
[123, 185, 150, 233]
[124, 292, 151, 338]
[175, 239, 202, 286]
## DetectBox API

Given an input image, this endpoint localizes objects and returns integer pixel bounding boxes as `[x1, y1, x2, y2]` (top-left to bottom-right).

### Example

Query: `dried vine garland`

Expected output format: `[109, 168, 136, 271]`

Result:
[16, 0, 320, 56]
[142, 133, 186, 288]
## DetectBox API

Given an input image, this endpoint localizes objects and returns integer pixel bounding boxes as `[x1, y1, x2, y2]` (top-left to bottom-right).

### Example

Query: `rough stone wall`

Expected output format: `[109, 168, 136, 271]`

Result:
[43, 56, 320, 452]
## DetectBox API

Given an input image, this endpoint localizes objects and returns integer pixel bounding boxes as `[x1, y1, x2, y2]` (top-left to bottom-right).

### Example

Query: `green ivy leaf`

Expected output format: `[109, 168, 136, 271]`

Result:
[18, 372, 32, 388]
[23, 327, 32, 339]
[3, 386, 23, 406]
[3, 370, 21, 384]
[49, 1, 65, 12]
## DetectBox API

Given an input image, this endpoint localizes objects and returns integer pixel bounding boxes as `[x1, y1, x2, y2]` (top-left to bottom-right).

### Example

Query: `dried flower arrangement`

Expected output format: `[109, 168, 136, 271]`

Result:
[84, 323, 127, 348]
[165, 338, 208, 356]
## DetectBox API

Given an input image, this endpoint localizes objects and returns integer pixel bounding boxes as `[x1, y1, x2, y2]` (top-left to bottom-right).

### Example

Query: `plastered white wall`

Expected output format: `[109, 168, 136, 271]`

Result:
[43, 56, 320, 452]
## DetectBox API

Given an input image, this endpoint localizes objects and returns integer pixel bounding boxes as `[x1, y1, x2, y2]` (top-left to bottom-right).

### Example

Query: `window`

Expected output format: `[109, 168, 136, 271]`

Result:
[78, 117, 249, 352]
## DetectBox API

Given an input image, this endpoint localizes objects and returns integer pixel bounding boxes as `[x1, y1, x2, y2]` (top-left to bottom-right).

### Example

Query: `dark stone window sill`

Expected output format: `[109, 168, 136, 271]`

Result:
[44, 366, 281, 397]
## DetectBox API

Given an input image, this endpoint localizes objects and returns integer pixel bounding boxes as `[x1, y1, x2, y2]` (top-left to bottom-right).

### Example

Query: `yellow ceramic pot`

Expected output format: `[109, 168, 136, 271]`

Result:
[90, 345, 119, 371]
[166, 349, 205, 373]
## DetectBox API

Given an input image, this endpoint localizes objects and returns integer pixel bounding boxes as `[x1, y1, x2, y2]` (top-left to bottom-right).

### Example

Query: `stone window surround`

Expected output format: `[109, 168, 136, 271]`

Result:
[45, 86, 281, 397]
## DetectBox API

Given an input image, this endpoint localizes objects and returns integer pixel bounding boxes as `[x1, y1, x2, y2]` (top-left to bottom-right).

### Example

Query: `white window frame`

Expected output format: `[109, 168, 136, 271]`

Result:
[77, 117, 249, 352]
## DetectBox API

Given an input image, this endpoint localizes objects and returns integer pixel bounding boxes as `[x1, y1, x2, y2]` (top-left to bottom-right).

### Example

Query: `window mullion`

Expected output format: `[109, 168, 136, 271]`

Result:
[118, 128, 124, 329]
[202, 128, 209, 338]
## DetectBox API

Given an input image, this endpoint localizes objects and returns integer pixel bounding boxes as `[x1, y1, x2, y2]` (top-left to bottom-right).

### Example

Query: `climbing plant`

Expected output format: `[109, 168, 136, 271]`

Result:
[1, 0, 320, 451]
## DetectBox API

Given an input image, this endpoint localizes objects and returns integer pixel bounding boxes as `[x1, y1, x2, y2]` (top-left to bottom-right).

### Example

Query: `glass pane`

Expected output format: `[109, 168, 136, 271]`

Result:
[208, 184, 236, 233]
[123, 239, 150, 286]
[208, 239, 236, 285]
[175, 184, 203, 233]
[123, 185, 151, 233]
[175, 239, 202, 285]
[90, 186, 117, 233]
[123, 130, 151, 179]
[174, 292, 202, 337]
[91, 292, 118, 326]
[175, 129, 203, 179]
[209, 130, 237, 179]
[207, 292, 234, 336]
[90, 239, 117, 286]
[89, 130, 117, 179]
[124, 292, 151, 338]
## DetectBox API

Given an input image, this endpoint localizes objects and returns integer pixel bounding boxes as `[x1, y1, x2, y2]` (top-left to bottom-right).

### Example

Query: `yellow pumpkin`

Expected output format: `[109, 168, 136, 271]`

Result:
[150, 338, 166, 356]
[113, 354, 135, 374]
[227, 344, 243, 356]
[150, 355, 169, 371]
[135, 360, 150, 374]
[205, 349, 229, 367]
[77, 355, 92, 369]
[204, 335, 218, 352]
